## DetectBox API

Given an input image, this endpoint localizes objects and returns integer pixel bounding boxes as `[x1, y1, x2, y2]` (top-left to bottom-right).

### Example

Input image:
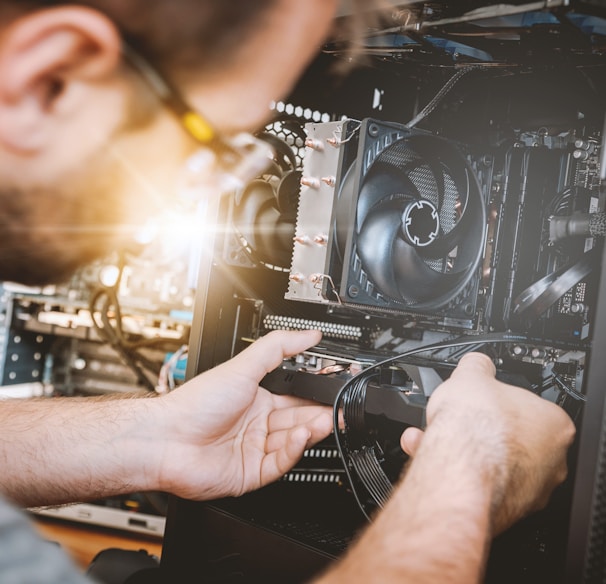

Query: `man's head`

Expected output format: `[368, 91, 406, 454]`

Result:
[0, 0, 342, 284]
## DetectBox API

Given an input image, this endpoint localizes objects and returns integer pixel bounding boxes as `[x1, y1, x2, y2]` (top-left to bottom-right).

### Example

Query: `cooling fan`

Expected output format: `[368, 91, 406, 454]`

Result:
[226, 119, 305, 270]
[337, 121, 487, 313]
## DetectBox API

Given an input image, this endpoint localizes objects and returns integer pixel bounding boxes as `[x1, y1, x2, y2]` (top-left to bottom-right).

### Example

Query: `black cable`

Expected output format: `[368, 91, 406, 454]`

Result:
[94, 290, 157, 392]
[333, 331, 529, 520]
[88, 257, 188, 392]
[512, 248, 597, 322]
[350, 448, 392, 508]
[554, 374, 587, 403]
[406, 65, 489, 129]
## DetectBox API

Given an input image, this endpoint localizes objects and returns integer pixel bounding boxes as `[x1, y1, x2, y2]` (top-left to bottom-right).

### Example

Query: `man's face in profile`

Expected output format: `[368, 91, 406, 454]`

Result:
[0, 0, 339, 285]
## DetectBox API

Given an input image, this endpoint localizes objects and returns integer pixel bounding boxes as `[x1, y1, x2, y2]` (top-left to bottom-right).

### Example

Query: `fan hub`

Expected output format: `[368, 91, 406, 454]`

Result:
[401, 200, 440, 247]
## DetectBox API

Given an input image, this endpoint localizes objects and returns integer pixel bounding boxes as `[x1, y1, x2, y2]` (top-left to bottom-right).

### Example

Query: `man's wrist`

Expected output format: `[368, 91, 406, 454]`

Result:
[318, 415, 496, 584]
[423, 408, 508, 516]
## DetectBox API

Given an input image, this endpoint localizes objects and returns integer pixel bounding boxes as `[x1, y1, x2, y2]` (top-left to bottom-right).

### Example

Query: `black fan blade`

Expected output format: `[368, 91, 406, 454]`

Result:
[233, 180, 276, 250]
[411, 137, 481, 260]
[357, 203, 407, 300]
[357, 202, 463, 304]
[234, 179, 275, 219]
[392, 235, 463, 302]
[255, 131, 297, 172]
[405, 136, 453, 210]
[357, 162, 420, 231]
[255, 201, 294, 265]
[276, 170, 301, 219]
[400, 155, 443, 211]
[420, 167, 482, 262]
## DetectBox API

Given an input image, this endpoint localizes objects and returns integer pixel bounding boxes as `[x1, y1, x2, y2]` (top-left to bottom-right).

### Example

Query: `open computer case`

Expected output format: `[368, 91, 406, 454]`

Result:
[159, 1, 606, 582]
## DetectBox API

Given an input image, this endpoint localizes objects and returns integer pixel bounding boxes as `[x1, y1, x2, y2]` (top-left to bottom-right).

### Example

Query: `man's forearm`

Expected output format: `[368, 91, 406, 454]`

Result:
[0, 394, 159, 507]
[316, 352, 575, 583]
[316, 417, 495, 584]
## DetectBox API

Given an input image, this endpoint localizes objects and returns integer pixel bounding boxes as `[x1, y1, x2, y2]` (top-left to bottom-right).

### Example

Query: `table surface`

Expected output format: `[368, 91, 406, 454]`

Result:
[33, 516, 164, 571]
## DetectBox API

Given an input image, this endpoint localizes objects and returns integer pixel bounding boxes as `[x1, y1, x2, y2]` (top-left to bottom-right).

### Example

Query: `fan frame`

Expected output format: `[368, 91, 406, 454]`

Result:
[337, 119, 488, 325]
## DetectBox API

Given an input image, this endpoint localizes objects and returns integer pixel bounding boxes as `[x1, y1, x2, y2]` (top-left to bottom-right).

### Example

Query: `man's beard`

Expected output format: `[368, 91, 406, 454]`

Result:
[0, 151, 145, 286]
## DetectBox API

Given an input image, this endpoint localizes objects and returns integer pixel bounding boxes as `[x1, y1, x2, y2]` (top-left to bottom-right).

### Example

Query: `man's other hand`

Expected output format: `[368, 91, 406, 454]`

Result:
[401, 352, 576, 534]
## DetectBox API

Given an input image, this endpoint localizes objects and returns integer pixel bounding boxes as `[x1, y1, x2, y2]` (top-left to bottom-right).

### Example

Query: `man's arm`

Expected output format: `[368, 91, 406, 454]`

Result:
[315, 353, 575, 584]
[0, 330, 333, 507]
[0, 392, 159, 506]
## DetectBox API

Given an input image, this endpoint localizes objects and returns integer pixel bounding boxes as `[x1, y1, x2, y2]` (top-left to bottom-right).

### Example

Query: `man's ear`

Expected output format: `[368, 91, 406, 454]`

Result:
[0, 6, 122, 153]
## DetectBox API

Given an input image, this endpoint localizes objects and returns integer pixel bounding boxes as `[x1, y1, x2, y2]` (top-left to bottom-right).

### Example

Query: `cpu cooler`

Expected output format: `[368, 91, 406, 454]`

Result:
[337, 120, 487, 313]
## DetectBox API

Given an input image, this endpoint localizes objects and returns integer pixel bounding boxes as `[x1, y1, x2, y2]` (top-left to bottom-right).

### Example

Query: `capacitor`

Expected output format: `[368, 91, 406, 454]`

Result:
[574, 139, 591, 150]
[549, 212, 606, 242]
[570, 302, 586, 314]
[573, 149, 590, 161]
[511, 345, 528, 357]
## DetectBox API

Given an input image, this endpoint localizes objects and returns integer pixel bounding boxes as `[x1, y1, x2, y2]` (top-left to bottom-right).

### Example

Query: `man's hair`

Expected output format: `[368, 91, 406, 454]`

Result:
[3, 0, 280, 79]
[4, 0, 394, 78]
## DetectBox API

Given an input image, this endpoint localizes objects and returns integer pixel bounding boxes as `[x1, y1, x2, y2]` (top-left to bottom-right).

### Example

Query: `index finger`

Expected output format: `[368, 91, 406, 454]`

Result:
[228, 330, 322, 381]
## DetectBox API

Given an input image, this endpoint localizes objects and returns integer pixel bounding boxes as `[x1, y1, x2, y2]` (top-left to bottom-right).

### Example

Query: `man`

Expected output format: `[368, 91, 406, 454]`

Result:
[0, 1, 575, 583]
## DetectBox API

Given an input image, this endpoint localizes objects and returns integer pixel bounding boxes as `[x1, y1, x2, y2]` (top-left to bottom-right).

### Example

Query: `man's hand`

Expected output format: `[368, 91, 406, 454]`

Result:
[315, 353, 576, 584]
[0, 329, 331, 507]
[152, 330, 333, 501]
[400, 352, 576, 534]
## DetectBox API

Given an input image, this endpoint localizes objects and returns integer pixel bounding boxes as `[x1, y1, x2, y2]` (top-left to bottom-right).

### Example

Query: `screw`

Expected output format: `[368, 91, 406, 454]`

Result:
[305, 138, 324, 151]
[300, 176, 320, 189]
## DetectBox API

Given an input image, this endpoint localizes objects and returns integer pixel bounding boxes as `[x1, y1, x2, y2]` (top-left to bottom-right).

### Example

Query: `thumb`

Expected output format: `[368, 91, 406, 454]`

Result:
[222, 329, 322, 381]
[450, 352, 496, 381]
[401, 426, 424, 457]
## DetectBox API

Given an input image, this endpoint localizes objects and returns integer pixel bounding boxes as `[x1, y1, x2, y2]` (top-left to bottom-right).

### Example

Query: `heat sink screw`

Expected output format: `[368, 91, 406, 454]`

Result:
[300, 176, 320, 189]
[305, 138, 324, 151]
